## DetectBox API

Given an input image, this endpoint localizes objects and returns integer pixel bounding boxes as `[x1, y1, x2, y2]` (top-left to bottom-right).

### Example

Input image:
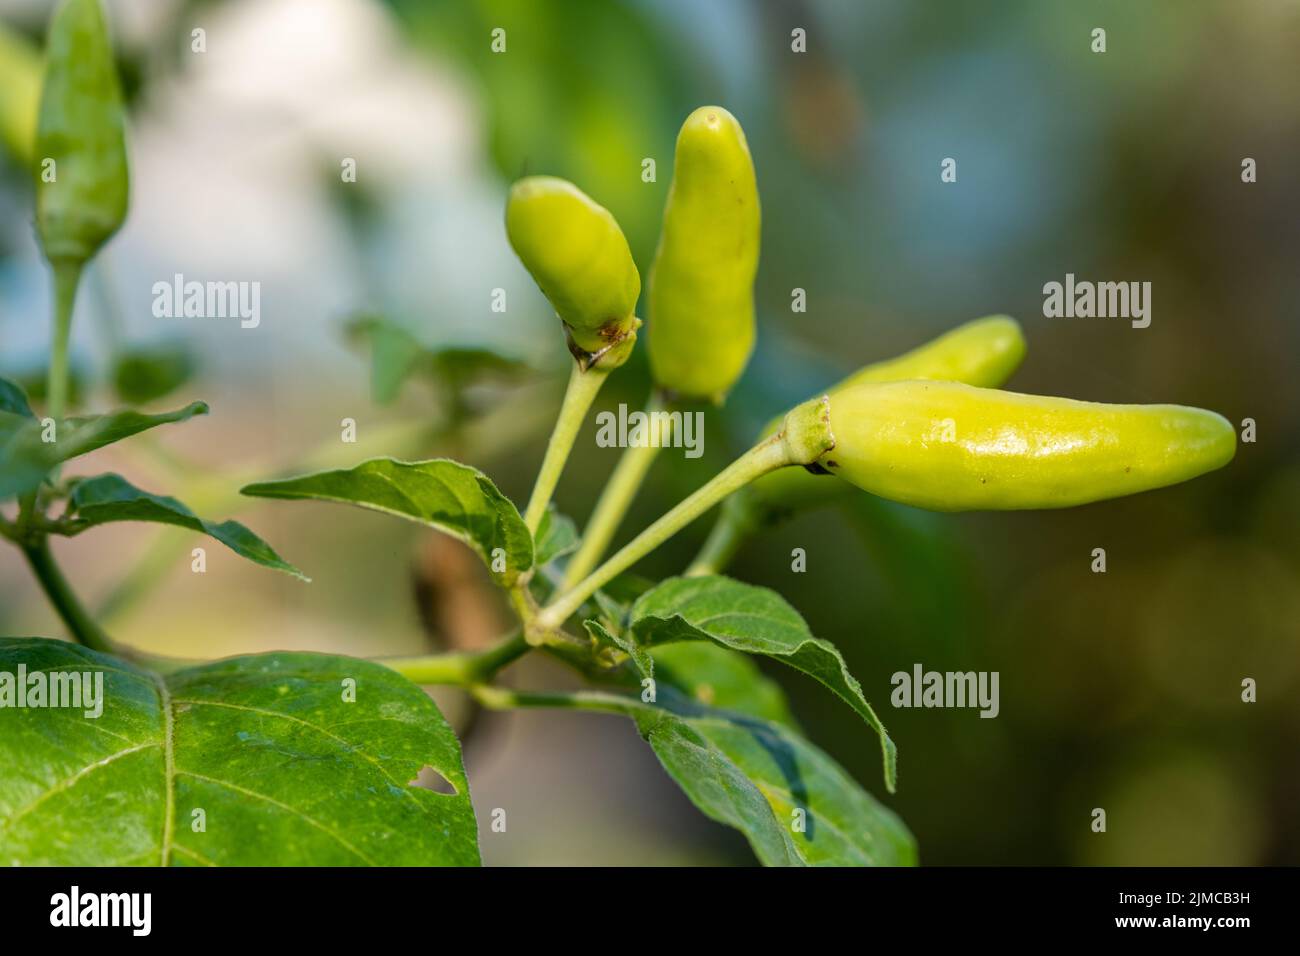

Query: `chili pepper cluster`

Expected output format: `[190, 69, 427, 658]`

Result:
[505, 106, 1235, 536]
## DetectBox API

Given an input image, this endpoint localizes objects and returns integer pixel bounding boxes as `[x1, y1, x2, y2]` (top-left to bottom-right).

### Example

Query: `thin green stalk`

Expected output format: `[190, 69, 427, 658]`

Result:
[22, 538, 115, 653]
[685, 500, 755, 577]
[18, 522, 532, 685]
[562, 389, 670, 590]
[46, 259, 83, 422]
[380, 632, 530, 685]
[523, 361, 612, 534]
[536, 434, 791, 631]
[470, 684, 645, 717]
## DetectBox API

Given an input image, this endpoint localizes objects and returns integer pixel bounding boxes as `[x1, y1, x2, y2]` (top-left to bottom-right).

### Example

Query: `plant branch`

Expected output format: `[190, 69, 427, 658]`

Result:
[561, 388, 669, 590]
[522, 361, 612, 534]
[470, 684, 644, 717]
[22, 538, 115, 654]
[380, 631, 531, 685]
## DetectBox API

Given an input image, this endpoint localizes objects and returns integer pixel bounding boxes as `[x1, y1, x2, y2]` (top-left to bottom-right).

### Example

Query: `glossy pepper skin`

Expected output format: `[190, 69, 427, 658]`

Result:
[647, 106, 760, 402]
[35, 0, 129, 266]
[819, 380, 1236, 512]
[506, 175, 640, 357]
[748, 316, 1028, 514]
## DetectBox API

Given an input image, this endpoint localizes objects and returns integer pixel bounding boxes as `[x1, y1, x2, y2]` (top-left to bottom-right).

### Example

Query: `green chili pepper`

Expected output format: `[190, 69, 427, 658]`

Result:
[0, 22, 41, 165]
[687, 317, 1028, 574]
[818, 380, 1236, 512]
[647, 106, 760, 402]
[34, 0, 129, 267]
[833, 314, 1025, 392]
[754, 316, 1028, 512]
[506, 175, 640, 359]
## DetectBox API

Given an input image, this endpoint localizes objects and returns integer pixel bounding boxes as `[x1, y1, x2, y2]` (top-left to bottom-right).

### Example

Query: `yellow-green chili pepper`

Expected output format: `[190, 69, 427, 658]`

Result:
[752, 315, 1027, 512]
[506, 175, 640, 358]
[687, 317, 1028, 574]
[0, 22, 41, 165]
[34, 0, 129, 267]
[818, 380, 1236, 512]
[833, 314, 1025, 393]
[647, 106, 760, 402]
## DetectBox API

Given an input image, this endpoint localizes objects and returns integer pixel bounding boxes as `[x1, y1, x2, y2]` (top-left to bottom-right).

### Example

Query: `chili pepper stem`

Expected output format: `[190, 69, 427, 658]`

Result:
[537, 395, 833, 630]
[22, 537, 115, 653]
[536, 436, 787, 631]
[46, 258, 83, 421]
[685, 499, 757, 577]
[522, 361, 612, 535]
[561, 389, 670, 589]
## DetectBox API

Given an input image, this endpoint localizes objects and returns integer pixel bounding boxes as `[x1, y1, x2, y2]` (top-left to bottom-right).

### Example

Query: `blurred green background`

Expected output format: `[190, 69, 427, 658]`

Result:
[1, 0, 1297, 865]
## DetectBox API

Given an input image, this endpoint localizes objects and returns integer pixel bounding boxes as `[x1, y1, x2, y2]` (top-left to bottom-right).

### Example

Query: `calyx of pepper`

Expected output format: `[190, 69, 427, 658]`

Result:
[777, 395, 835, 466]
[565, 316, 641, 372]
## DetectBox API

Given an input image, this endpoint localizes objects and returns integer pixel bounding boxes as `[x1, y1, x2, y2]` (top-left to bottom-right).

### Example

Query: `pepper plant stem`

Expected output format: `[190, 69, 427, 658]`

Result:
[471, 684, 645, 716]
[22, 538, 115, 654]
[46, 259, 83, 422]
[381, 632, 530, 685]
[561, 389, 669, 589]
[685, 504, 752, 577]
[537, 434, 791, 631]
[522, 361, 611, 534]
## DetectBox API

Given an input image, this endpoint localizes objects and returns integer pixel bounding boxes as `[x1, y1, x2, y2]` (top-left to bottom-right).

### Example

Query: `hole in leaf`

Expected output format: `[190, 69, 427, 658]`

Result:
[410, 765, 457, 795]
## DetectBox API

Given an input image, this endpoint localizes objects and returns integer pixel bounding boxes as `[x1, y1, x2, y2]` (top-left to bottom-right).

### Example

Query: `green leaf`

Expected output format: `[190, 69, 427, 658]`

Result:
[636, 694, 915, 866]
[0, 639, 480, 866]
[584, 621, 799, 729]
[530, 688, 913, 866]
[241, 457, 532, 584]
[59, 473, 305, 580]
[620, 575, 898, 793]
[4, 363, 87, 410]
[347, 315, 529, 405]
[0, 376, 34, 418]
[0, 401, 208, 499]
[112, 345, 197, 405]
[651, 643, 799, 729]
[584, 617, 653, 676]
[533, 505, 578, 567]
[348, 315, 425, 404]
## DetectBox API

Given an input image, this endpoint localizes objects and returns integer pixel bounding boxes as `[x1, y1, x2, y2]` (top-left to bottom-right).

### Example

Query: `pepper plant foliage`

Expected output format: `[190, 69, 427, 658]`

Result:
[1, 2, 1236, 867]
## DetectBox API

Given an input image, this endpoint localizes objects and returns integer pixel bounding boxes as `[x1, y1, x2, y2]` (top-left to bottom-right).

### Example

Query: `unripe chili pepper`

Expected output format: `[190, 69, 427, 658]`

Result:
[647, 106, 760, 402]
[506, 175, 640, 359]
[34, 0, 129, 267]
[0, 22, 41, 165]
[752, 316, 1028, 513]
[818, 380, 1236, 512]
[833, 314, 1025, 392]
